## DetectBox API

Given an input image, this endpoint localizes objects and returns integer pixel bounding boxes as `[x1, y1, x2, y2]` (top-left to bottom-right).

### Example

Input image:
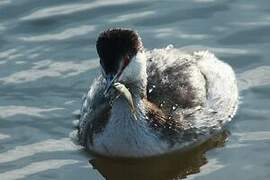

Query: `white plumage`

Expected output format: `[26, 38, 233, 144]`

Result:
[70, 44, 238, 157]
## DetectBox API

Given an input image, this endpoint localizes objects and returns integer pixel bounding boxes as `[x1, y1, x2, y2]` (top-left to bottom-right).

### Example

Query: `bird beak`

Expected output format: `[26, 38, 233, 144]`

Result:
[104, 77, 113, 96]
[104, 74, 118, 97]
[103, 57, 127, 96]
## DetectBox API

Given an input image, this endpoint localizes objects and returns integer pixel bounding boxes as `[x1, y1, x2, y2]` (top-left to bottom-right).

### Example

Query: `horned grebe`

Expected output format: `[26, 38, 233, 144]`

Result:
[70, 28, 238, 157]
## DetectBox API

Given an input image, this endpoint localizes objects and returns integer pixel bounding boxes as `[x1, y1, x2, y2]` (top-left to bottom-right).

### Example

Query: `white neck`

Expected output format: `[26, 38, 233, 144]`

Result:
[93, 51, 171, 156]
[108, 50, 148, 129]
[119, 51, 147, 95]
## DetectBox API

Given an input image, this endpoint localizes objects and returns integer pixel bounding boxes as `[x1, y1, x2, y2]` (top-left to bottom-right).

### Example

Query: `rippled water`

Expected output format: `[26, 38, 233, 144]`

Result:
[1, 0, 270, 179]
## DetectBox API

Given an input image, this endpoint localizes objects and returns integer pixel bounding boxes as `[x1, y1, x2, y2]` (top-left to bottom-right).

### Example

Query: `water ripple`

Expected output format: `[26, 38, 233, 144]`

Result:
[0, 49, 18, 60]
[109, 11, 155, 23]
[0, 106, 63, 118]
[0, 0, 269, 179]
[19, 25, 96, 42]
[0, 159, 79, 180]
[0, 59, 98, 85]
[154, 28, 210, 40]
[0, 0, 11, 6]
[21, 0, 146, 21]
[235, 131, 270, 141]
[0, 133, 10, 140]
[0, 138, 78, 164]
[188, 159, 225, 179]
[238, 66, 270, 91]
[218, 25, 270, 45]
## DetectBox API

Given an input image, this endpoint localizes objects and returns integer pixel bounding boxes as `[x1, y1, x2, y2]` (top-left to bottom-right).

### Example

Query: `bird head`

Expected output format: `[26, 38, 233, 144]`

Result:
[96, 28, 145, 118]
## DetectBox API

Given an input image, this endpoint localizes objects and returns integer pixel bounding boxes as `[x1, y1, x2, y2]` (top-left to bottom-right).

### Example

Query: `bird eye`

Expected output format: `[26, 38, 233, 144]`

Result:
[124, 57, 130, 67]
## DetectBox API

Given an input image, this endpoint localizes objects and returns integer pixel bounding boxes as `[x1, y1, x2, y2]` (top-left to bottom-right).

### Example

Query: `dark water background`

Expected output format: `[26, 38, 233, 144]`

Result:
[1, 0, 270, 179]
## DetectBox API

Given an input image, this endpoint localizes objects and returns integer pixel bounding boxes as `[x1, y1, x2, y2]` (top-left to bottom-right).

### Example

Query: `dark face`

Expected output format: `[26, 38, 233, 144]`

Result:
[96, 28, 142, 94]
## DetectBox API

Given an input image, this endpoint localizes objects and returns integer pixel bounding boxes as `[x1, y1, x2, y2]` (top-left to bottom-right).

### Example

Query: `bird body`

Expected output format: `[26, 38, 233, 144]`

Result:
[71, 29, 238, 158]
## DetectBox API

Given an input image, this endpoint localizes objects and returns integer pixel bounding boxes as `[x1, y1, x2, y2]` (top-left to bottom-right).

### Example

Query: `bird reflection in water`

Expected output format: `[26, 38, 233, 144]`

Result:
[89, 130, 229, 180]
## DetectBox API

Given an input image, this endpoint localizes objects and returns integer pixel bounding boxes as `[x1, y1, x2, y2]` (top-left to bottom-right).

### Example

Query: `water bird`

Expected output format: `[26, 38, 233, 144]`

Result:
[71, 28, 238, 157]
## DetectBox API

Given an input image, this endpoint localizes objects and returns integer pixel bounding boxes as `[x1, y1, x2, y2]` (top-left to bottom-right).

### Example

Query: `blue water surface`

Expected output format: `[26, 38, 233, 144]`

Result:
[0, 0, 270, 179]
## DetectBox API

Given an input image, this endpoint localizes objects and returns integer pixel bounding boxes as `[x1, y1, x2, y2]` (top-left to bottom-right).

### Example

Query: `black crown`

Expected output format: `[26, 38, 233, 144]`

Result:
[96, 28, 142, 75]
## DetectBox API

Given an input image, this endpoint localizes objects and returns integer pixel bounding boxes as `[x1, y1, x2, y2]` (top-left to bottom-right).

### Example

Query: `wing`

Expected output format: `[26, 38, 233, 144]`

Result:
[145, 48, 206, 115]
[175, 51, 238, 150]
[189, 51, 239, 130]
[144, 48, 238, 149]
[77, 75, 112, 147]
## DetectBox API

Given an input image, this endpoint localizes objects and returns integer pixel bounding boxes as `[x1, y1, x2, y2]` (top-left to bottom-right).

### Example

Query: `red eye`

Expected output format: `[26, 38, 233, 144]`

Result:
[124, 57, 129, 66]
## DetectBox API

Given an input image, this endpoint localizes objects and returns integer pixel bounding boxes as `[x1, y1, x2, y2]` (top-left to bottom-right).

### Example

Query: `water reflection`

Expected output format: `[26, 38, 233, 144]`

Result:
[90, 131, 229, 180]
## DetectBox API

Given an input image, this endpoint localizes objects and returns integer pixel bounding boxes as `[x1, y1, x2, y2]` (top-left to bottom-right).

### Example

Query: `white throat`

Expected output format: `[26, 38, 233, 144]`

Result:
[114, 50, 148, 124]
[119, 51, 147, 89]
[92, 51, 170, 157]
